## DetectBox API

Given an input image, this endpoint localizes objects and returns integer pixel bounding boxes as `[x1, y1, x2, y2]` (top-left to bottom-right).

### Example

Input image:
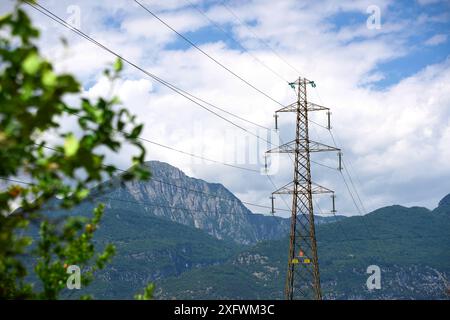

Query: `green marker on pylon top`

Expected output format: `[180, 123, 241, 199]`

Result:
[288, 82, 296, 89]
[310, 81, 316, 88]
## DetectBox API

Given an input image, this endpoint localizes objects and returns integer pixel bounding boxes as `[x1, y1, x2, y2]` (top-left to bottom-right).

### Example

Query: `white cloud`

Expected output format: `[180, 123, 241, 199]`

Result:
[121, 9, 207, 43]
[424, 34, 448, 46]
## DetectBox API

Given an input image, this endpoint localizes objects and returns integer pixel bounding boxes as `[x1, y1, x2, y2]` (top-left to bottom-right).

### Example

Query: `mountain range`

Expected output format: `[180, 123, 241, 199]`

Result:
[44, 161, 448, 300]
[88, 161, 338, 245]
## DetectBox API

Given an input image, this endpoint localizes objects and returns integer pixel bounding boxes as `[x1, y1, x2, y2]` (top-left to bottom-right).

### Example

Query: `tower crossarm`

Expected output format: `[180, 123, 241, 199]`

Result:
[266, 139, 340, 154]
[308, 140, 340, 153]
[272, 181, 334, 195]
[275, 101, 330, 113]
[307, 102, 330, 112]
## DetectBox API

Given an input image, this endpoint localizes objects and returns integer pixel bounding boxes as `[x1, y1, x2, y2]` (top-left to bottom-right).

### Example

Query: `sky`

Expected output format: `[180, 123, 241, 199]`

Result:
[1, 0, 450, 217]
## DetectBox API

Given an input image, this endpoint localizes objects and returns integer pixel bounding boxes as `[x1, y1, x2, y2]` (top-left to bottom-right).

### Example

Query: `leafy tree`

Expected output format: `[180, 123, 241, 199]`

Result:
[0, 2, 151, 299]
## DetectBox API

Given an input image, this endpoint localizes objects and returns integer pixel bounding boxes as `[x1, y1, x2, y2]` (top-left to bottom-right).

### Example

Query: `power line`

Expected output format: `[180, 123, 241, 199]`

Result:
[344, 157, 367, 205]
[32, 143, 289, 212]
[0, 175, 272, 216]
[264, 172, 291, 213]
[317, 233, 447, 244]
[134, 0, 285, 108]
[26, 2, 336, 171]
[127, 178, 290, 212]
[32, 141, 335, 216]
[342, 159, 367, 214]
[314, 198, 358, 256]
[34, 130, 262, 177]
[117, 165, 291, 212]
[2, 175, 440, 250]
[101, 196, 236, 216]
[220, 1, 302, 76]
[11, 1, 426, 264]
[183, 0, 289, 85]
[108, 135, 307, 216]
[339, 170, 362, 213]
[27, 0, 342, 142]
[135, 137, 262, 173]
[327, 129, 367, 215]
[309, 118, 329, 130]
[31, 124, 300, 217]
[0, 177, 34, 186]
[145, 135, 330, 215]
[25, 1, 343, 225]
[206, 2, 332, 135]
[309, 89, 366, 212]
[308, 87, 386, 258]
[311, 158, 338, 171]
[324, 120, 369, 215]
[2, 176, 443, 243]
[26, 1, 273, 144]
[327, 130, 382, 249]
[171, 0, 330, 135]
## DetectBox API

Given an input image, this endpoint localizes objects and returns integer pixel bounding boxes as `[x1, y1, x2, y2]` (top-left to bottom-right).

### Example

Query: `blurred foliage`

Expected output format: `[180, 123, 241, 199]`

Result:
[135, 283, 155, 300]
[0, 2, 151, 299]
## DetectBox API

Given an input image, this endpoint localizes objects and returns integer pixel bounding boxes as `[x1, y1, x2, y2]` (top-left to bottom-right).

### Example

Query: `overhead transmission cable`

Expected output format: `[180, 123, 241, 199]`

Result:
[243, 31, 385, 255]
[182, 0, 289, 85]
[125, 137, 302, 215]
[26, 1, 273, 145]
[25, 1, 335, 217]
[313, 198, 358, 256]
[180, 0, 332, 136]
[33, 143, 288, 212]
[2, 176, 443, 243]
[187, 0, 341, 204]
[27, 1, 332, 161]
[310, 87, 386, 258]
[220, 1, 302, 76]
[25, 0, 393, 252]
[0, 172, 288, 216]
[0, 175, 236, 216]
[134, 138, 262, 173]
[134, 0, 285, 108]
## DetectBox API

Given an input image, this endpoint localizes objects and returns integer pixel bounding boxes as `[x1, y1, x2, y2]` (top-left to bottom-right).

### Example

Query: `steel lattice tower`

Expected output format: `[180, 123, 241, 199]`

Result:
[267, 77, 340, 300]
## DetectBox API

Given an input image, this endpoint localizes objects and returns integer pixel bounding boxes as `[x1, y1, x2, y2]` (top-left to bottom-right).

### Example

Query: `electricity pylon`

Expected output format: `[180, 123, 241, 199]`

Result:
[266, 77, 341, 300]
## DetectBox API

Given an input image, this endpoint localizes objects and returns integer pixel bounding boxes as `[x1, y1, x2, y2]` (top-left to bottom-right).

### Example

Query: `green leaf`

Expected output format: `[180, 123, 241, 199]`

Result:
[64, 134, 79, 157]
[0, 13, 11, 26]
[75, 188, 89, 200]
[113, 58, 123, 72]
[22, 52, 42, 74]
[129, 124, 143, 139]
[134, 283, 155, 300]
[42, 70, 57, 87]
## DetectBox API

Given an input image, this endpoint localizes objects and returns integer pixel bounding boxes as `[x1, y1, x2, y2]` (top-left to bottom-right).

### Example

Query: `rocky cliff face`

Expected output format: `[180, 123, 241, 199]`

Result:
[97, 161, 292, 244]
